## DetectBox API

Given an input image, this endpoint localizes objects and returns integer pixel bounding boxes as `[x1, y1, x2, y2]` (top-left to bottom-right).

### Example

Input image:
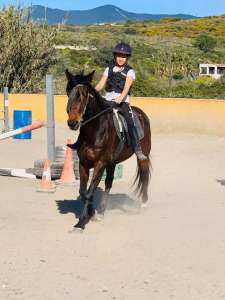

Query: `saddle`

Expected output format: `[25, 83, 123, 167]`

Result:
[112, 107, 144, 146]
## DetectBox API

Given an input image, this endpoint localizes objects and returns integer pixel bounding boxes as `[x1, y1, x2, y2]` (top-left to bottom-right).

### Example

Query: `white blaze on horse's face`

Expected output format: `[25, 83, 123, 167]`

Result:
[67, 85, 89, 131]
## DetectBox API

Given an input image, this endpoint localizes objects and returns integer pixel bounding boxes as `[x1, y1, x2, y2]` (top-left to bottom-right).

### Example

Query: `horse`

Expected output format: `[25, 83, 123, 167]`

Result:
[65, 69, 151, 229]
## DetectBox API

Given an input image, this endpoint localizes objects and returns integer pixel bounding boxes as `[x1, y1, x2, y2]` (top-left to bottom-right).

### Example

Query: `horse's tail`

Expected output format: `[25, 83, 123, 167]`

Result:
[133, 156, 152, 203]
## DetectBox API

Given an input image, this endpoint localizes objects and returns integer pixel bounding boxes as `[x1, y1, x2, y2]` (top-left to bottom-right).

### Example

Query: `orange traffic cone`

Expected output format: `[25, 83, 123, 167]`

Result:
[58, 139, 76, 185]
[37, 159, 56, 193]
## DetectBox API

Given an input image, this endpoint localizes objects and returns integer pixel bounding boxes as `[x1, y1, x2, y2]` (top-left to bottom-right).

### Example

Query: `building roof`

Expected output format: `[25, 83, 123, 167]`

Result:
[200, 63, 225, 67]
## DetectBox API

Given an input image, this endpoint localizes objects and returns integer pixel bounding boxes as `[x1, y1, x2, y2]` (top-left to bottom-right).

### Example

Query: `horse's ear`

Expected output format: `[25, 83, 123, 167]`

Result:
[85, 70, 95, 83]
[65, 69, 72, 81]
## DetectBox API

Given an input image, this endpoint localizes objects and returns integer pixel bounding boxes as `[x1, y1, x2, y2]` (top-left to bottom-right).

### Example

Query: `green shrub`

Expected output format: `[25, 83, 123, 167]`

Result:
[0, 7, 56, 92]
[193, 34, 217, 53]
[195, 75, 215, 85]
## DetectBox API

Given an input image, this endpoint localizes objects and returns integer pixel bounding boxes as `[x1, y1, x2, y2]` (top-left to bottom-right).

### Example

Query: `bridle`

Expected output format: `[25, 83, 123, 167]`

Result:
[68, 84, 113, 128]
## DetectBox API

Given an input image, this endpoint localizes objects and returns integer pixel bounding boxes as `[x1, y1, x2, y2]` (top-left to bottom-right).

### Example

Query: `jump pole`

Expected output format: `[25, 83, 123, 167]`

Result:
[0, 121, 44, 140]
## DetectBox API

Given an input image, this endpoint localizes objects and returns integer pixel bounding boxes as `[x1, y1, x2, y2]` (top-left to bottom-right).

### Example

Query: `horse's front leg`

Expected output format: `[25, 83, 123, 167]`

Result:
[75, 161, 106, 229]
[86, 161, 106, 217]
[79, 162, 89, 201]
[74, 162, 89, 229]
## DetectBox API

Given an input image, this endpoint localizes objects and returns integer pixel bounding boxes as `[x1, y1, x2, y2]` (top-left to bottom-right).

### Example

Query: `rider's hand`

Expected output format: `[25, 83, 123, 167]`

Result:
[108, 101, 118, 108]
[114, 95, 123, 104]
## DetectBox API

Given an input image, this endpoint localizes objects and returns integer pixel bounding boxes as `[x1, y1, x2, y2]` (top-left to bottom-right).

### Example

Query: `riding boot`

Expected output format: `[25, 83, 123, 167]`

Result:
[129, 125, 147, 161]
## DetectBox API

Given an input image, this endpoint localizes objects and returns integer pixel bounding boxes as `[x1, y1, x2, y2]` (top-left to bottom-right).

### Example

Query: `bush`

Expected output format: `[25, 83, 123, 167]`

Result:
[123, 28, 137, 35]
[93, 46, 113, 67]
[0, 7, 56, 92]
[173, 73, 184, 80]
[195, 75, 215, 86]
[193, 34, 217, 53]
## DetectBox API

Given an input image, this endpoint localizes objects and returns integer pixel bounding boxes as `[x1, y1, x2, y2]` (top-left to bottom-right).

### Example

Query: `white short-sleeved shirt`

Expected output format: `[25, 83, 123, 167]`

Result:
[103, 66, 136, 103]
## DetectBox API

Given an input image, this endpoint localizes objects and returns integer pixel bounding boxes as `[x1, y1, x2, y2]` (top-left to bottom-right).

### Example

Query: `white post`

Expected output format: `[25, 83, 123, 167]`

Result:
[3, 87, 9, 132]
[46, 75, 56, 162]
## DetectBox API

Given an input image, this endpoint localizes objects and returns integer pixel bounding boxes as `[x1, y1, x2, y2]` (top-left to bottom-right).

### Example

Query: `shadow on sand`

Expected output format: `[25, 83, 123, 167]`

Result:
[216, 179, 225, 186]
[56, 188, 140, 219]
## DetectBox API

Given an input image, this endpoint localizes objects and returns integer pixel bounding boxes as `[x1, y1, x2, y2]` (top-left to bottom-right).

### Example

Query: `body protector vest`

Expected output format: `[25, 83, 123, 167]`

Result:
[105, 62, 133, 95]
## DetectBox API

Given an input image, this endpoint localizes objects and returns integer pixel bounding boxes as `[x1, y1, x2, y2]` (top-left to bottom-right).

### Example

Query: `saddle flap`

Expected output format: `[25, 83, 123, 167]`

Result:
[113, 109, 128, 143]
[112, 108, 144, 143]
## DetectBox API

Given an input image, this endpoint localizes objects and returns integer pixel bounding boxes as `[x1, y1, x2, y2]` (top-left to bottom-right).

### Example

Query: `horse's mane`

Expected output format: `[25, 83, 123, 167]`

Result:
[67, 71, 110, 111]
[87, 83, 110, 110]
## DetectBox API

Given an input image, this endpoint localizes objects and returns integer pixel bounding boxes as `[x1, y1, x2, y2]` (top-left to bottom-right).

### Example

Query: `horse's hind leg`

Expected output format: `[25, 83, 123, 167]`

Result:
[105, 164, 116, 193]
[99, 164, 116, 214]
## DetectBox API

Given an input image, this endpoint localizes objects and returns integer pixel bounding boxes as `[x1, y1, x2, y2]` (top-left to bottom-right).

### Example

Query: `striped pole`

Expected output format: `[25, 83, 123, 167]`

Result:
[0, 121, 44, 141]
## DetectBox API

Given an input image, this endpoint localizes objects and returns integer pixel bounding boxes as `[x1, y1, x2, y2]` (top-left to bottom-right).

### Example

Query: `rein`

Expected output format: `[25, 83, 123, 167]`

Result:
[80, 106, 113, 127]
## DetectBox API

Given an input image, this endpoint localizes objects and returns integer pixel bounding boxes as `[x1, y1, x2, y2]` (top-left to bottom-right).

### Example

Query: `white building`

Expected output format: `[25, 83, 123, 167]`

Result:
[199, 64, 225, 79]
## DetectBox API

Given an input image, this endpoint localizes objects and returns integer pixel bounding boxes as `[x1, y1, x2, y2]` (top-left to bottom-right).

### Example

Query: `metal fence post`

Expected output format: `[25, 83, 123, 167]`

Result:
[46, 75, 56, 161]
[3, 87, 9, 132]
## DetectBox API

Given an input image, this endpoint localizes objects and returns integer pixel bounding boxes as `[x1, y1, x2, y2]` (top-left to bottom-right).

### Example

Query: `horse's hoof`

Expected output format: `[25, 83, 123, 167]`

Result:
[69, 227, 84, 234]
[141, 202, 148, 209]
[74, 221, 85, 230]
[91, 213, 104, 222]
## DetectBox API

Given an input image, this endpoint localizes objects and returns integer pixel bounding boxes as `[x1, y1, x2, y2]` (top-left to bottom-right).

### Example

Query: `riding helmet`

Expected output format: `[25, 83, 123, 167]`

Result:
[113, 42, 132, 57]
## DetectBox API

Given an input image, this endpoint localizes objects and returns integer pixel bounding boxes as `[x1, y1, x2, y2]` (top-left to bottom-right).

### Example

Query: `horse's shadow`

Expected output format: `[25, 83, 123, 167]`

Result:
[56, 188, 140, 219]
[216, 179, 225, 186]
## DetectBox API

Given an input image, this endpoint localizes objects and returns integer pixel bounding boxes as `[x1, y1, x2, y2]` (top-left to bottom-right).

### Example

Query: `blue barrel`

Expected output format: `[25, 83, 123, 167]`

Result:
[13, 110, 32, 139]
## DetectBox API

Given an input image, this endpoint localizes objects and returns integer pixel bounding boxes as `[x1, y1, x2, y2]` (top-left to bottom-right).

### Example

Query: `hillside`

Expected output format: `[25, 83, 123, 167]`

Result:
[51, 16, 225, 99]
[31, 5, 198, 25]
[1, 6, 224, 99]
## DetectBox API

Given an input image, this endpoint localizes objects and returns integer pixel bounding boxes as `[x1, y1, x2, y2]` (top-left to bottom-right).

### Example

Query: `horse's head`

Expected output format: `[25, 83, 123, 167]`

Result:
[65, 69, 95, 130]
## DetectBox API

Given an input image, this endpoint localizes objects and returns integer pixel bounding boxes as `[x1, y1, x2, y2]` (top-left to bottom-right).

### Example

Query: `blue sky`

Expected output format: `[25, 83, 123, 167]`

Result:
[0, 0, 225, 17]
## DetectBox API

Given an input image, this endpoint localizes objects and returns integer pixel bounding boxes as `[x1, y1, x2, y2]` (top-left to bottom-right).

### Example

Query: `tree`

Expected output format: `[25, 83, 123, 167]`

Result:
[193, 34, 217, 53]
[0, 7, 57, 92]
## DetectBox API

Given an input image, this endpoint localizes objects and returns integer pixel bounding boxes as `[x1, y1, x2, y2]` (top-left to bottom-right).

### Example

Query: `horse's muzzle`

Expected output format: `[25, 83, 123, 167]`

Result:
[67, 120, 80, 131]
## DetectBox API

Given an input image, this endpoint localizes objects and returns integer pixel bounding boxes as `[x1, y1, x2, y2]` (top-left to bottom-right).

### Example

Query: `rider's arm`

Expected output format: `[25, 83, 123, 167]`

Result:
[95, 74, 108, 92]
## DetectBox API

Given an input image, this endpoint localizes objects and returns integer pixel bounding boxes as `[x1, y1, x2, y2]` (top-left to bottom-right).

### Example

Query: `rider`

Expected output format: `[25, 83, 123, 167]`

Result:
[69, 42, 147, 161]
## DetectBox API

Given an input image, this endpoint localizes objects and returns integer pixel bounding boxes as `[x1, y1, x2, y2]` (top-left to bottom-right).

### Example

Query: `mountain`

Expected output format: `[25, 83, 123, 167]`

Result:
[30, 5, 198, 25]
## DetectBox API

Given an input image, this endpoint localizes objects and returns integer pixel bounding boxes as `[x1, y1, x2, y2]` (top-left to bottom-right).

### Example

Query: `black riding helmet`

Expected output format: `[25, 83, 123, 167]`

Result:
[113, 42, 132, 57]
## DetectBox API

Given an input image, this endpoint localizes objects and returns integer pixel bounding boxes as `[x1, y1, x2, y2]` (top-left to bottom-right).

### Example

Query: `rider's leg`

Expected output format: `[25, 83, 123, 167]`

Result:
[120, 102, 147, 161]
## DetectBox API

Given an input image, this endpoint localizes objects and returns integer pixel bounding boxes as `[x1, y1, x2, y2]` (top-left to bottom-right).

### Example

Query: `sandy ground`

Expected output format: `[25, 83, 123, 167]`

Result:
[0, 124, 225, 300]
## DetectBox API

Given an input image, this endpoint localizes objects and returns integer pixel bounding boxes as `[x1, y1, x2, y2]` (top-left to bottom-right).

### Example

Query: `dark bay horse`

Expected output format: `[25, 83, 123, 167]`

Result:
[65, 69, 151, 229]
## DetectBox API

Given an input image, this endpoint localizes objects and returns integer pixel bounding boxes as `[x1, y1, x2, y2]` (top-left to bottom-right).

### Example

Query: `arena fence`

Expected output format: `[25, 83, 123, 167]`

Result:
[0, 93, 224, 136]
